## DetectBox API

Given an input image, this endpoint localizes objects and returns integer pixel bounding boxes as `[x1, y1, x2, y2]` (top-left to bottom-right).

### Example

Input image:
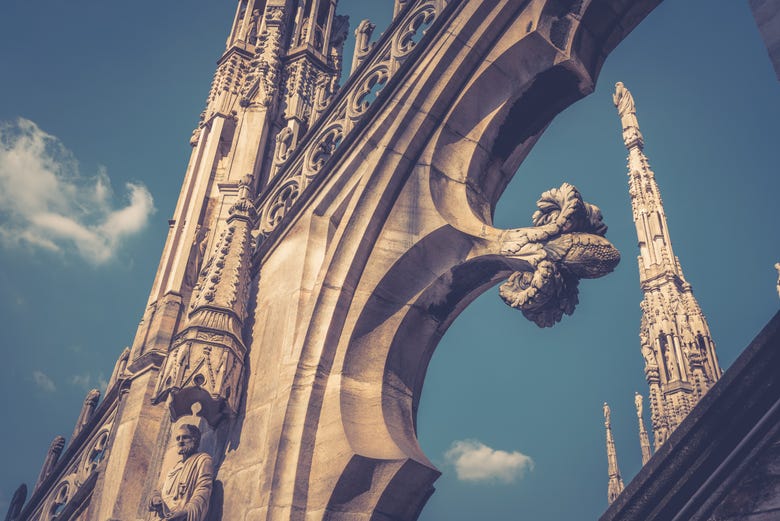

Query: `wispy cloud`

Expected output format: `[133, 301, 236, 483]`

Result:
[444, 439, 534, 483]
[32, 370, 56, 392]
[0, 118, 155, 264]
[70, 372, 108, 393]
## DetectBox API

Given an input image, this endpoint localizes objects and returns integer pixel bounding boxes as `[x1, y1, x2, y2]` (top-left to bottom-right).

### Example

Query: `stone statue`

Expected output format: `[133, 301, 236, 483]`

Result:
[275, 126, 294, 163]
[634, 392, 643, 418]
[664, 345, 678, 381]
[612, 81, 635, 118]
[247, 9, 260, 45]
[613, 81, 642, 146]
[149, 424, 213, 521]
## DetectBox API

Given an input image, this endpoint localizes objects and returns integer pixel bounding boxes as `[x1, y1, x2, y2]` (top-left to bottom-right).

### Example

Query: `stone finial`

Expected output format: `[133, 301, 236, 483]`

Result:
[616, 84, 722, 453]
[35, 436, 66, 491]
[394, 0, 412, 18]
[154, 175, 257, 426]
[229, 174, 258, 219]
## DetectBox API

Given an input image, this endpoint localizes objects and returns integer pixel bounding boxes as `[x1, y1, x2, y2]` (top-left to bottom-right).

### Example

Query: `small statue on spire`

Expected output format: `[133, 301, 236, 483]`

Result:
[774, 262, 780, 298]
[613, 82, 643, 148]
[612, 82, 636, 119]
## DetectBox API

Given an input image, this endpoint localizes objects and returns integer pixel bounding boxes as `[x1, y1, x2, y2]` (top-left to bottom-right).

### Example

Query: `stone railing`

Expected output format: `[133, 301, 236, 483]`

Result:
[255, 0, 449, 243]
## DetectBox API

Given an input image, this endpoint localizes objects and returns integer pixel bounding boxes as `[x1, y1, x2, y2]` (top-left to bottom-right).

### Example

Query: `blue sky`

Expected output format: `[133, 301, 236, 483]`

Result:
[0, 1, 778, 519]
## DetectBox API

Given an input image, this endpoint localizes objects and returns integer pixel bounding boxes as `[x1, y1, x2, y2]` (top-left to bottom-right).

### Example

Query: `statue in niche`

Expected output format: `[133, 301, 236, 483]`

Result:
[184, 225, 210, 290]
[148, 424, 213, 521]
[247, 9, 260, 45]
[275, 126, 294, 163]
[298, 18, 310, 46]
[664, 343, 678, 381]
[639, 329, 657, 368]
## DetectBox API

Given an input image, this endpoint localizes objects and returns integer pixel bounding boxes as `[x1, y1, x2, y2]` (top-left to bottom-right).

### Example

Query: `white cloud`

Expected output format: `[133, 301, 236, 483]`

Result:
[444, 439, 534, 483]
[32, 370, 56, 392]
[0, 118, 155, 264]
[70, 372, 108, 393]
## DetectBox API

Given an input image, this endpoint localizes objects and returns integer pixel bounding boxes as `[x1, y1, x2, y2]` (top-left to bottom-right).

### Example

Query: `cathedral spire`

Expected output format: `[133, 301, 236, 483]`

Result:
[604, 403, 625, 504]
[614, 82, 722, 450]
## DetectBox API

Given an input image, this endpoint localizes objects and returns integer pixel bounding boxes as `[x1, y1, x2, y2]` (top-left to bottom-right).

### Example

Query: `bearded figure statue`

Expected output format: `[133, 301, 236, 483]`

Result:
[149, 424, 213, 521]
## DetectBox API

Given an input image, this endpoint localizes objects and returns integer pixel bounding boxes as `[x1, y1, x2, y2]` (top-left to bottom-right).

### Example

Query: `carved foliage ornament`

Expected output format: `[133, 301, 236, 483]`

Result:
[498, 183, 620, 327]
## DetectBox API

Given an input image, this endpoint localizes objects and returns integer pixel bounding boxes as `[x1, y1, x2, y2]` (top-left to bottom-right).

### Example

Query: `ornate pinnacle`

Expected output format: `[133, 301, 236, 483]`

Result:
[604, 402, 625, 504]
[616, 84, 722, 453]
[635, 392, 652, 465]
[613, 82, 644, 149]
[154, 173, 257, 426]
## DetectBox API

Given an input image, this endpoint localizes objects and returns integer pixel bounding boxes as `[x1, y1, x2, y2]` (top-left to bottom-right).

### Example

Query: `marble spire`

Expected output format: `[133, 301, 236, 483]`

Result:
[614, 82, 722, 450]
[604, 403, 625, 504]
